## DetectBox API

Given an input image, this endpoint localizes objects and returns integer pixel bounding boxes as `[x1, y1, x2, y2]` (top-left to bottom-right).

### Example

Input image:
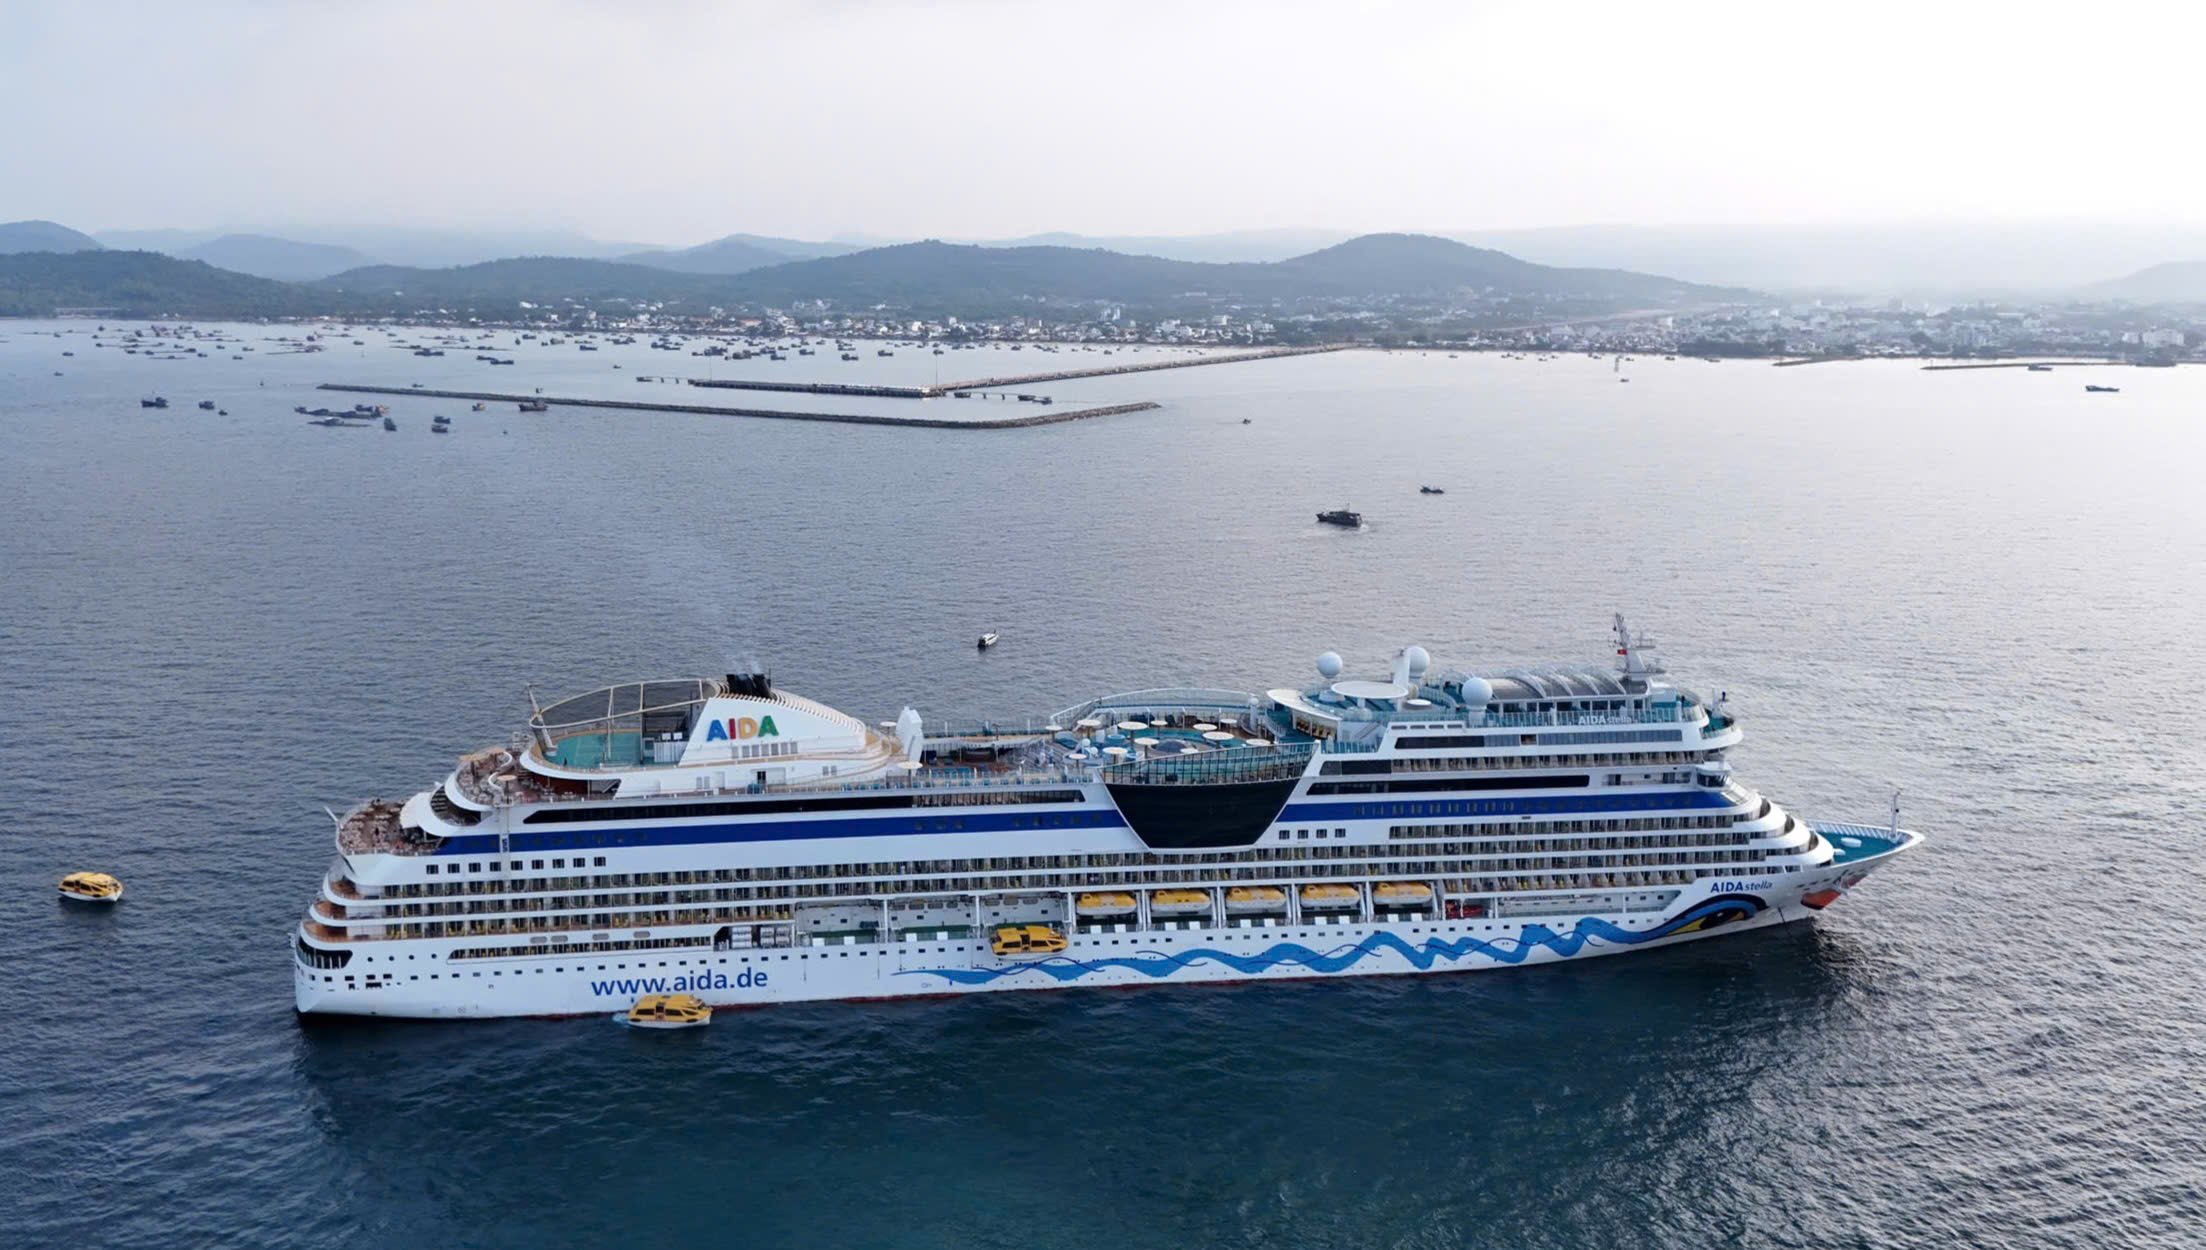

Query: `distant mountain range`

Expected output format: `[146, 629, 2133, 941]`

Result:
[976, 229, 1356, 264]
[719, 233, 1745, 310]
[314, 256, 728, 306]
[1454, 222, 2206, 297]
[10, 215, 2206, 317]
[176, 233, 375, 281]
[0, 249, 330, 318]
[620, 233, 861, 274]
[0, 231, 1741, 319]
[2088, 261, 2206, 304]
[0, 219, 102, 254]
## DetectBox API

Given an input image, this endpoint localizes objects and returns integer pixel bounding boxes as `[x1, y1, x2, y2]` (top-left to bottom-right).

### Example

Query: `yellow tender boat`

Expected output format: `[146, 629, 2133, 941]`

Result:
[1150, 889, 1210, 915]
[1374, 882, 1434, 904]
[1075, 892, 1137, 917]
[58, 872, 123, 904]
[1225, 886, 1287, 913]
[1300, 884, 1361, 909]
[618, 993, 712, 1029]
[990, 923, 1068, 956]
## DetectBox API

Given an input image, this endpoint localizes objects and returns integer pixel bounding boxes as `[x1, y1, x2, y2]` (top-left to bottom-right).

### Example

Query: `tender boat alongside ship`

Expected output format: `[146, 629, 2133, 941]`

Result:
[59, 872, 124, 904]
[294, 618, 1922, 1020]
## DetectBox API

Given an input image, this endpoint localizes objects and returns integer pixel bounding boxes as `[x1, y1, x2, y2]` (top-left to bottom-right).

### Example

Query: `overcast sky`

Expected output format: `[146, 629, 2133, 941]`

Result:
[4, 0, 2199, 247]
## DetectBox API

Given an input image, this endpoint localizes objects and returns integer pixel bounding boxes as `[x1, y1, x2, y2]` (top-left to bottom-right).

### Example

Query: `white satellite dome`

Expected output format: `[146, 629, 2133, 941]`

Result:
[1404, 645, 1431, 678]
[1316, 651, 1343, 680]
[1459, 675, 1494, 706]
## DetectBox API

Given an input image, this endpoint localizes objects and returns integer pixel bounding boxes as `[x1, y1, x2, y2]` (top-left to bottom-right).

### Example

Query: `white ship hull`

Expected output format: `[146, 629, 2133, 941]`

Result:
[295, 626, 1926, 1022]
[296, 846, 1909, 1020]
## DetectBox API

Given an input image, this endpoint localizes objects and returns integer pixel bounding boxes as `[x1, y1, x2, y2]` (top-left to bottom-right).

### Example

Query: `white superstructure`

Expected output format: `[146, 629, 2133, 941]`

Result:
[294, 619, 1921, 1019]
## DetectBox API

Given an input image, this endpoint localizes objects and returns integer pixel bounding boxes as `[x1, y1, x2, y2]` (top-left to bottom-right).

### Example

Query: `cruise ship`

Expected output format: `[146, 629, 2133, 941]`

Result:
[294, 619, 1921, 1019]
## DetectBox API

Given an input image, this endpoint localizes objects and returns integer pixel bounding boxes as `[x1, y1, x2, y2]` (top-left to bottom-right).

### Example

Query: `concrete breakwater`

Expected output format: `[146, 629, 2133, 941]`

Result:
[314, 384, 1160, 429]
[683, 343, 1350, 399]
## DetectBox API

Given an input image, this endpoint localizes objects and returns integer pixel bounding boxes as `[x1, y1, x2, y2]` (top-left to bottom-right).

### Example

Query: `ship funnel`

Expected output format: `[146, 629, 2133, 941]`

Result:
[895, 706, 924, 761]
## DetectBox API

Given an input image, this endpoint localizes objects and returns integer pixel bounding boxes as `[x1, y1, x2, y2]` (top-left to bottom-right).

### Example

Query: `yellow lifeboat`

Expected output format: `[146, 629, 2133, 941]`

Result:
[991, 923, 1068, 956]
[1374, 882, 1433, 905]
[618, 993, 711, 1029]
[1225, 886, 1288, 914]
[1300, 884, 1360, 909]
[1075, 892, 1137, 918]
[58, 872, 123, 904]
[1150, 889, 1211, 916]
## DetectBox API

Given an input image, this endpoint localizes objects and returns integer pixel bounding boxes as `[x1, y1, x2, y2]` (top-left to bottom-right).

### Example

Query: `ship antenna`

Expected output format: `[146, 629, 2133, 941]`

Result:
[1613, 613, 1643, 679]
[1889, 787, 1902, 836]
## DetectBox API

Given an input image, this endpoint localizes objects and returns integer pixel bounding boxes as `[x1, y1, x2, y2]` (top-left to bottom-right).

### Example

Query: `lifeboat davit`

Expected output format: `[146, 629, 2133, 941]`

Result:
[1150, 889, 1210, 916]
[1299, 884, 1360, 910]
[1075, 891, 1137, 918]
[1225, 886, 1288, 914]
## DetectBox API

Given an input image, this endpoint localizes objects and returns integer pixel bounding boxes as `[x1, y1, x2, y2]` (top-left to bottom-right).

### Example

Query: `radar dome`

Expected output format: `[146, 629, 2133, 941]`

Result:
[1459, 675, 1494, 706]
[1316, 651, 1343, 680]
[1404, 646, 1431, 678]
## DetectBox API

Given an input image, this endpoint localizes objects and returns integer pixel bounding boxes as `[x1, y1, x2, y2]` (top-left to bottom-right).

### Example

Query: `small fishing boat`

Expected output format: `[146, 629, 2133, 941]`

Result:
[615, 993, 711, 1030]
[977, 631, 998, 649]
[58, 872, 123, 904]
[140, 396, 168, 409]
[518, 400, 547, 412]
[197, 400, 215, 410]
[1419, 486, 1445, 495]
[2085, 384, 2119, 393]
[1316, 509, 1362, 528]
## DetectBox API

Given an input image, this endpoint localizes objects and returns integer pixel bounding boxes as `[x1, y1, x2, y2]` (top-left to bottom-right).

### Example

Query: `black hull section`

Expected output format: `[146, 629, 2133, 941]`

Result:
[1104, 777, 1298, 849]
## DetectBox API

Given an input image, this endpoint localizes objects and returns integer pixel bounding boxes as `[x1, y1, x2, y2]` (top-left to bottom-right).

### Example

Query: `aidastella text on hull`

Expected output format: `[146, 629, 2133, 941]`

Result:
[295, 618, 1919, 1019]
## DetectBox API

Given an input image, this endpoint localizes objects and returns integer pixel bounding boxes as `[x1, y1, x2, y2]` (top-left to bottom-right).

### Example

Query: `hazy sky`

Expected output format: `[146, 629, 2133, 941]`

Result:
[4, 0, 2200, 246]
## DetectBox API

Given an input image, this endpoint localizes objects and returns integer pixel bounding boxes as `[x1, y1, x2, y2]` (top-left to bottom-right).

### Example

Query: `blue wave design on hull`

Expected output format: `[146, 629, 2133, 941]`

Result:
[898, 896, 1767, 986]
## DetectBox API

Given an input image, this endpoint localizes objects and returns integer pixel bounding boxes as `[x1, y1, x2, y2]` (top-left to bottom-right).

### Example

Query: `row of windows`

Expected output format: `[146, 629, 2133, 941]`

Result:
[1325, 750, 1703, 775]
[369, 817, 1759, 907]
[328, 846, 1804, 941]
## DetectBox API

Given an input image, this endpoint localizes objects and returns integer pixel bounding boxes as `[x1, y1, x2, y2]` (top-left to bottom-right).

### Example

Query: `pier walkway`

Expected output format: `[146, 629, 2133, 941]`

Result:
[314, 384, 1158, 430]
[681, 343, 1348, 399]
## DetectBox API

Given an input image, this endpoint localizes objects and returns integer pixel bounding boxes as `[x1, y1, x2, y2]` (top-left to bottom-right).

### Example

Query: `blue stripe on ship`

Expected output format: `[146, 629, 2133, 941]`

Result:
[897, 896, 1768, 987]
[432, 808, 1129, 855]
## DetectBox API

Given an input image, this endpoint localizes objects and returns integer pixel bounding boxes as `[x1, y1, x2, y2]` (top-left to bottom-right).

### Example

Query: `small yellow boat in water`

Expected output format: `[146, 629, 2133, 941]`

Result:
[58, 872, 123, 904]
[617, 993, 712, 1029]
[990, 923, 1068, 956]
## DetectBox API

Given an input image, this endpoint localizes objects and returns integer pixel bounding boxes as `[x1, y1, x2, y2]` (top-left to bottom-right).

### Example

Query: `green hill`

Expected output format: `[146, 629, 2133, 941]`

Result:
[316, 256, 734, 310]
[0, 219, 103, 255]
[0, 249, 333, 317]
[726, 233, 1745, 310]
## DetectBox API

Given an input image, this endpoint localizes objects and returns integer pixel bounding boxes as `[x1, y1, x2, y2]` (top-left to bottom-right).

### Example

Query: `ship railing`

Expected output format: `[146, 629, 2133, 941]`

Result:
[506, 762, 1102, 808]
[1050, 688, 1262, 726]
[1100, 742, 1314, 786]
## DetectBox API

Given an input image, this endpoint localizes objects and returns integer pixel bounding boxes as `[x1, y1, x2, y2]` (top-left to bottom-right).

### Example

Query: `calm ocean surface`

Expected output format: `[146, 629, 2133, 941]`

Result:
[4, 322, 2204, 1249]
